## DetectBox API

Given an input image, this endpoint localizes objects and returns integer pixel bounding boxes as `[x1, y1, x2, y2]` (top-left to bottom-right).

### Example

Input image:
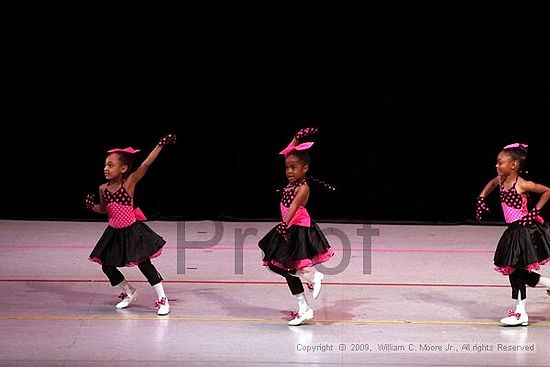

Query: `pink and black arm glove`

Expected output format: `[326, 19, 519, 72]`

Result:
[475, 196, 490, 221]
[275, 221, 290, 242]
[158, 133, 177, 147]
[85, 193, 95, 211]
[295, 127, 319, 141]
[519, 207, 540, 227]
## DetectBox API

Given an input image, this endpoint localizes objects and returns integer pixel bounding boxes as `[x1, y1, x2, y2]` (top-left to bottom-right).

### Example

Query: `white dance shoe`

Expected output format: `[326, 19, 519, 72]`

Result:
[300, 268, 325, 299]
[288, 307, 314, 326]
[311, 271, 324, 299]
[155, 297, 170, 316]
[500, 310, 528, 326]
[115, 290, 138, 309]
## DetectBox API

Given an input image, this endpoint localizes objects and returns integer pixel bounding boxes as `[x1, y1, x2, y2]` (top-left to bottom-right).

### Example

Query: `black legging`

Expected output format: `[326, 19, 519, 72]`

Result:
[268, 265, 304, 295]
[509, 269, 541, 300]
[102, 259, 163, 286]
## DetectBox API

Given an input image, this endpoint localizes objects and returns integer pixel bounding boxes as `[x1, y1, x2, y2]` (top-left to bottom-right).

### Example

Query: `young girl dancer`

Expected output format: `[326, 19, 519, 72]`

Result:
[476, 143, 550, 326]
[86, 134, 176, 316]
[259, 127, 334, 326]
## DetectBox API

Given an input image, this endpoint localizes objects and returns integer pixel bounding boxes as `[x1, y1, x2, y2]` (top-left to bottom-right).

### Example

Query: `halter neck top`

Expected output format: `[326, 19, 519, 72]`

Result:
[104, 182, 145, 228]
[280, 178, 311, 227]
[499, 178, 528, 223]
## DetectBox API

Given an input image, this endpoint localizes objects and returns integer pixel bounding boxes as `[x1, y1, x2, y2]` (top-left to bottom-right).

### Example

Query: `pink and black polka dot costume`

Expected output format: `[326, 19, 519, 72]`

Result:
[259, 177, 334, 273]
[499, 179, 529, 224]
[280, 178, 311, 228]
[89, 183, 166, 269]
[492, 178, 550, 300]
[103, 184, 147, 228]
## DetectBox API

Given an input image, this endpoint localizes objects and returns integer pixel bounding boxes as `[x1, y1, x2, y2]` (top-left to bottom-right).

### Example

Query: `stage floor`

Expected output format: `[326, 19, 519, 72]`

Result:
[0, 220, 548, 366]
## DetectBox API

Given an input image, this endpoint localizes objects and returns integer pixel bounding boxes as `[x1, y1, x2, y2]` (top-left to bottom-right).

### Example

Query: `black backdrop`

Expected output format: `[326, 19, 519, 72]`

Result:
[2, 5, 549, 223]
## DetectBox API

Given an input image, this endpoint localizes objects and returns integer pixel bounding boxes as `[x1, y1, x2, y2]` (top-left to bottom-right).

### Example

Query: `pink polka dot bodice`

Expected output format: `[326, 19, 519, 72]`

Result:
[281, 178, 307, 208]
[104, 184, 137, 228]
[280, 178, 311, 227]
[499, 180, 528, 223]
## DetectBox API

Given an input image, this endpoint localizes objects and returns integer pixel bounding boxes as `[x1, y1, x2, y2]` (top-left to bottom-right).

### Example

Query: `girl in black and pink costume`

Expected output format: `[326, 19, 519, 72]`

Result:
[259, 127, 334, 326]
[476, 143, 550, 326]
[86, 134, 176, 316]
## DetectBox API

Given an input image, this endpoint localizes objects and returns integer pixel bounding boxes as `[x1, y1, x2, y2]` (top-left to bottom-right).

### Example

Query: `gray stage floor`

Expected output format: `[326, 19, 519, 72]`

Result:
[0, 220, 548, 366]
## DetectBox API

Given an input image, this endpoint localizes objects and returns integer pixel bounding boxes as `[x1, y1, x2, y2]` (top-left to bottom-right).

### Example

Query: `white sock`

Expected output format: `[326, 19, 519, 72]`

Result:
[295, 293, 309, 313]
[118, 280, 135, 294]
[153, 282, 167, 300]
[537, 276, 550, 288]
[515, 299, 526, 314]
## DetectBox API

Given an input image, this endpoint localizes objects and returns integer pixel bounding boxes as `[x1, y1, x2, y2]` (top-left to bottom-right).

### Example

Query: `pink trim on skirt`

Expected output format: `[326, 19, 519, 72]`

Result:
[263, 249, 334, 271]
[88, 249, 163, 267]
[494, 257, 550, 275]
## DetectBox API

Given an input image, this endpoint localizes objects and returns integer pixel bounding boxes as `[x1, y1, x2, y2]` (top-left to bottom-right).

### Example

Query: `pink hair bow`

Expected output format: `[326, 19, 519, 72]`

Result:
[279, 142, 314, 155]
[503, 143, 528, 150]
[107, 147, 141, 154]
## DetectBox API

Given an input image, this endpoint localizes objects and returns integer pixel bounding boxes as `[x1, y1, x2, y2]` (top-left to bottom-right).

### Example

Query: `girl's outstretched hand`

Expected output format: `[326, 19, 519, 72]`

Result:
[85, 193, 95, 211]
[158, 133, 177, 147]
[295, 127, 318, 141]
[475, 196, 490, 221]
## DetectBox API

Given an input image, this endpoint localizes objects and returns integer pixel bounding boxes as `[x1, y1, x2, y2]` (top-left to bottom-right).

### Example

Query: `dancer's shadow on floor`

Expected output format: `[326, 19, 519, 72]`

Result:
[404, 290, 497, 320]
[404, 290, 549, 322]
[26, 281, 158, 315]
[191, 286, 372, 325]
[191, 287, 282, 319]
[283, 296, 375, 326]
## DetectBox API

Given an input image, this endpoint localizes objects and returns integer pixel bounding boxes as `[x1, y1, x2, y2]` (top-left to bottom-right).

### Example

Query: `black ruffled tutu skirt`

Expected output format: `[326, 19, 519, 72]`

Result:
[258, 222, 334, 271]
[493, 221, 550, 275]
[89, 222, 166, 267]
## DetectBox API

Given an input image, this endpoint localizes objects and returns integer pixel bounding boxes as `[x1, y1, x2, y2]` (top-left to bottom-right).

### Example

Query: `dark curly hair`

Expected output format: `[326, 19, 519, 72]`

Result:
[503, 145, 528, 174]
[286, 149, 310, 165]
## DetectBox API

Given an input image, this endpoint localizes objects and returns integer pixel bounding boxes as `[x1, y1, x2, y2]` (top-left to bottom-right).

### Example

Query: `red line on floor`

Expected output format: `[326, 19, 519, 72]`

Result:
[0, 279, 512, 288]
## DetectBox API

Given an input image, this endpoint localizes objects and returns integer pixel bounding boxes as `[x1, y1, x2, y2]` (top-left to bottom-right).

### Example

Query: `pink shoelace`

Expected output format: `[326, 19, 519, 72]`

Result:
[154, 297, 168, 308]
[507, 310, 522, 320]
